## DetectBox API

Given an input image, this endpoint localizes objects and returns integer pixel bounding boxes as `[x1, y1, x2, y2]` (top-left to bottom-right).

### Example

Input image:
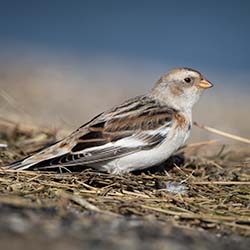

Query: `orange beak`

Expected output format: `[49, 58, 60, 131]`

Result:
[197, 79, 213, 89]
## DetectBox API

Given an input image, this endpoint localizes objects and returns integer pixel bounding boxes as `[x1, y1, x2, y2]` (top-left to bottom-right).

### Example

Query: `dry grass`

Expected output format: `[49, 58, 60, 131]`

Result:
[0, 117, 250, 238]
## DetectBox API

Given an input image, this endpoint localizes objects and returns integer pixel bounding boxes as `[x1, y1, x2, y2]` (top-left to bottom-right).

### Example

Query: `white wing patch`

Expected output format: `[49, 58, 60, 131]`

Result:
[115, 137, 145, 148]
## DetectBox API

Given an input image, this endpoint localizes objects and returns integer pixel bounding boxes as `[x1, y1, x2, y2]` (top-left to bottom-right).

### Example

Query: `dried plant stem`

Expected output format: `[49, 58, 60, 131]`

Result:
[178, 140, 218, 153]
[142, 205, 250, 223]
[191, 181, 250, 185]
[194, 122, 250, 144]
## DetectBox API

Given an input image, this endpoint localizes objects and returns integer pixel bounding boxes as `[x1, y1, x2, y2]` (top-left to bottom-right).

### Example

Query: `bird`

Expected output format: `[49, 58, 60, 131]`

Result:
[7, 67, 213, 174]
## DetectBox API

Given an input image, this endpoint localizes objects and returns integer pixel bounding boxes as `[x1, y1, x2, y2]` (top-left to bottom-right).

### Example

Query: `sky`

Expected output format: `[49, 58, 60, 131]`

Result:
[0, 0, 250, 74]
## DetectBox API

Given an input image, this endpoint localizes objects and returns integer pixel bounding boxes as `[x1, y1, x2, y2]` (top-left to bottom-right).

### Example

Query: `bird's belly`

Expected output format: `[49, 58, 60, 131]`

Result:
[101, 128, 190, 174]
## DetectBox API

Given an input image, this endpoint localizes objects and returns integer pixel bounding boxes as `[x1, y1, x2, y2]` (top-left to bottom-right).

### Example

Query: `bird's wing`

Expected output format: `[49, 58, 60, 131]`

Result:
[8, 96, 177, 170]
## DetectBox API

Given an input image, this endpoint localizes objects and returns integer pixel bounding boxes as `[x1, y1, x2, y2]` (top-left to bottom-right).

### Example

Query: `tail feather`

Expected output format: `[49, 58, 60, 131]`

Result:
[6, 142, 70, 171]
[6, 154, 67, 170]
[7, 159, 38, 170]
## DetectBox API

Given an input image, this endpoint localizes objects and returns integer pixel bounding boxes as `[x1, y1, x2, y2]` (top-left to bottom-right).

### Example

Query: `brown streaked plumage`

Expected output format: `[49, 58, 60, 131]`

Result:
[169, 85, 184, 96]
[173, 113, 190, 129]
[7, 67, 213, 174]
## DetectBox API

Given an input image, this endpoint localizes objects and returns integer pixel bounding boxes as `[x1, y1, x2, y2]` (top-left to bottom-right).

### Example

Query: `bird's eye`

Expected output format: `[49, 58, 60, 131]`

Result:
[184, 77, 191, 83]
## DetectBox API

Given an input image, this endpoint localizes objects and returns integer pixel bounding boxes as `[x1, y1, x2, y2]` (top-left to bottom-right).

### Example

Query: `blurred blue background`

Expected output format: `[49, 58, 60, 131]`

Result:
[0, 0, 249, 140]
[0, 0, 250, 72]
[1, 0, 250, 73]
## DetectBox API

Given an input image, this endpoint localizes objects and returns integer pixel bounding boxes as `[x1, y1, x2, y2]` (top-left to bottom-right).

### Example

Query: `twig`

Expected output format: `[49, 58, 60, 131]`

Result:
[121, 190, 151, 198]
[63, 192, 101, 212]
[75, 180, 97, 190]
[142, 205, 250, 223]
[59, 191, 120, 217]
[194, 122, 250, 144]
[191, 181, 250, 185]
[178, 140, 218, 153]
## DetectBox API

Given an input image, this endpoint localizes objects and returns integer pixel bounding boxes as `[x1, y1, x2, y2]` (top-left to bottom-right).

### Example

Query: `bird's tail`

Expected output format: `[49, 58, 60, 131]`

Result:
[7, 157, 38, 170]
[6, 141, 69, 171]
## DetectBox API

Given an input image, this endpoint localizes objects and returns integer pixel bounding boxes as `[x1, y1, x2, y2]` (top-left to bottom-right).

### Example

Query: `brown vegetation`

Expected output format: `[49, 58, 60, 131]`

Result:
[0, 118, 249, 240]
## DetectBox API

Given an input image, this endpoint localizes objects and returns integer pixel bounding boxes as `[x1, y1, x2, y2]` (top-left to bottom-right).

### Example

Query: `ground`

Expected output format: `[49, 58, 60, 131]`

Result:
[0, 118, 250, 250]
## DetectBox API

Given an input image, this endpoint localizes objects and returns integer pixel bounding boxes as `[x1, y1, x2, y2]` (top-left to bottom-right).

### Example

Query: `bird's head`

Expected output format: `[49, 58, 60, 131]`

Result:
[151, 67, 213, 110]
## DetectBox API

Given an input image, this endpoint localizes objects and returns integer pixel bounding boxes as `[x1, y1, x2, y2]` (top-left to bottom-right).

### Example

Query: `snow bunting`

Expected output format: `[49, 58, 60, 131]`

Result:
[7, 68, 213, 174]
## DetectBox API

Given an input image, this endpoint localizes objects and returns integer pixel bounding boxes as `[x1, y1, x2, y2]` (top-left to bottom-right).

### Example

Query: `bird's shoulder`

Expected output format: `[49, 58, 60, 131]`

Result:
[85, 95, 179, 131]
